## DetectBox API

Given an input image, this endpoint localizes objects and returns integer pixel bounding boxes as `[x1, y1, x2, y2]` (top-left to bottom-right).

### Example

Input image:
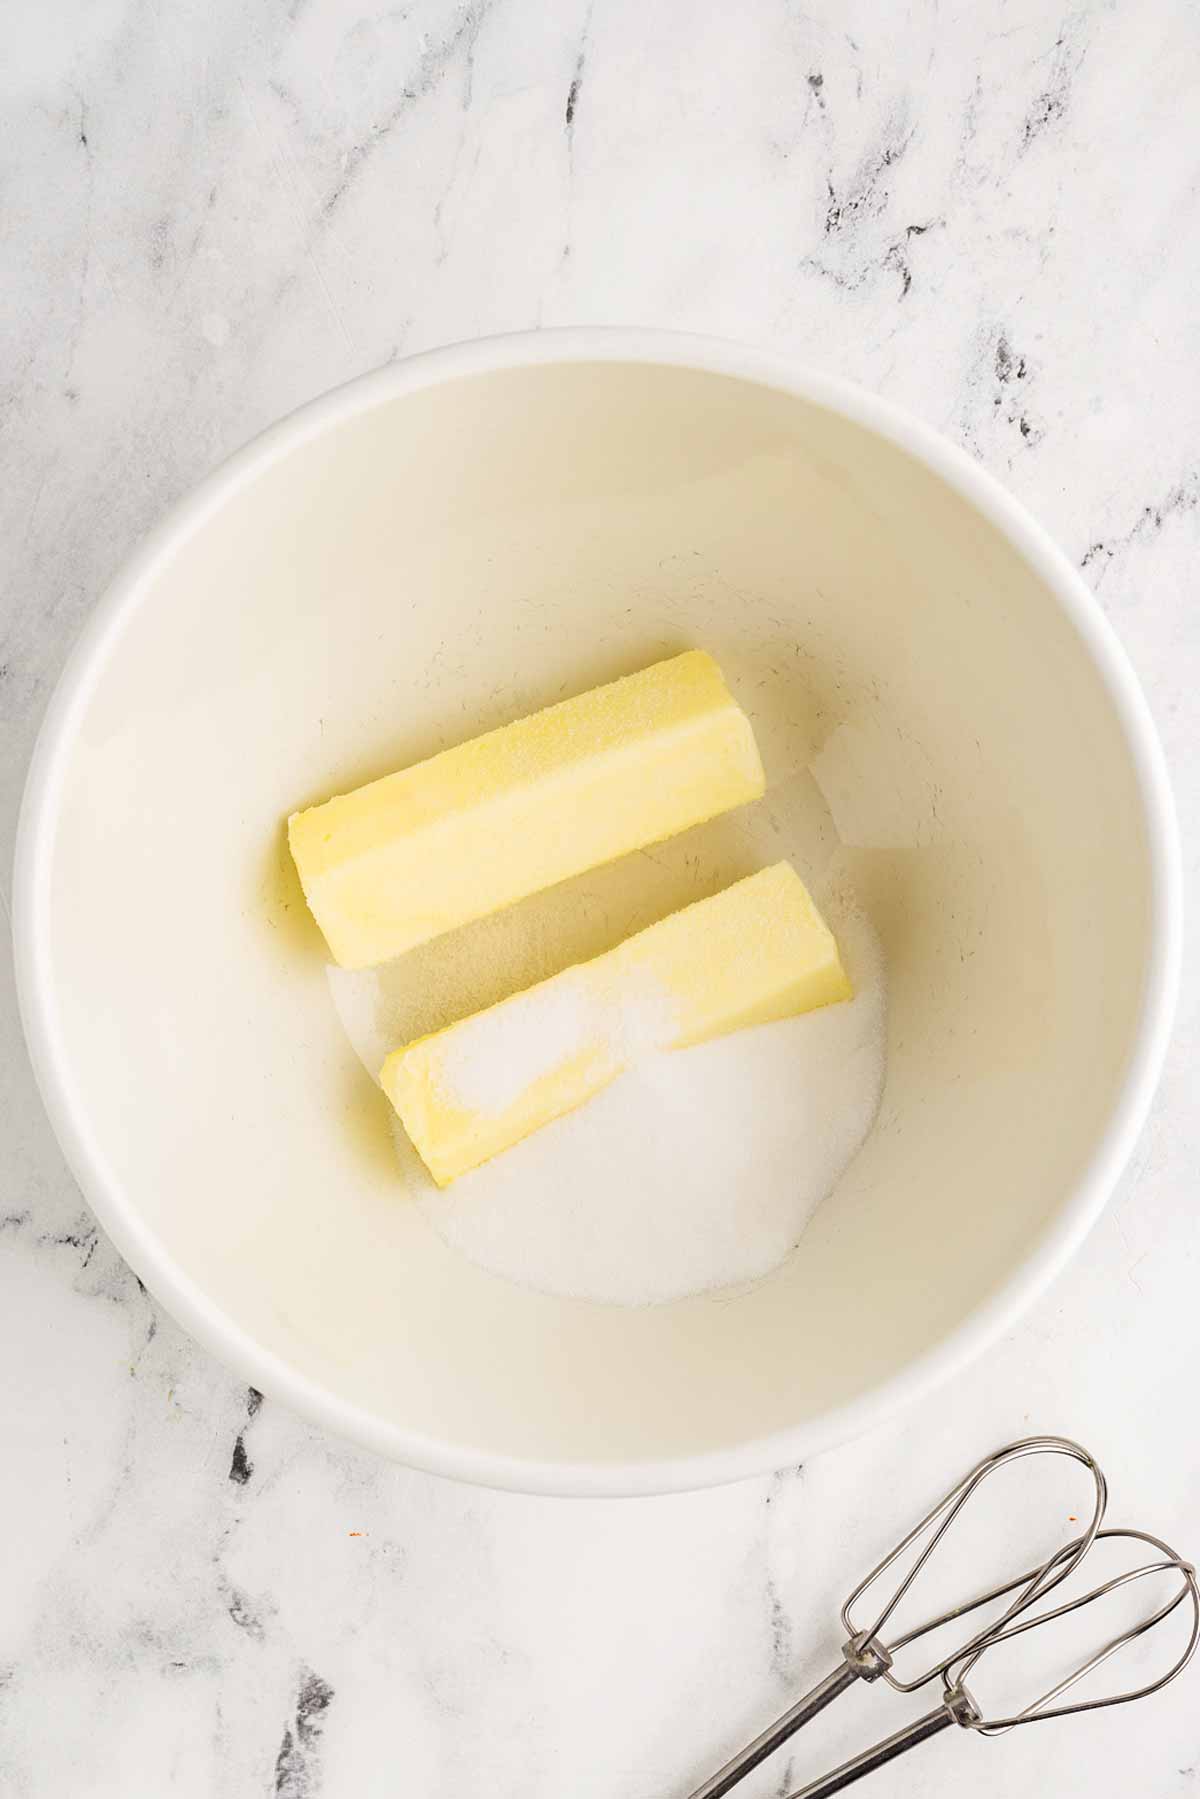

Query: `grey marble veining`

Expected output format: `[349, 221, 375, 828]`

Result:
[3, 2, 1200, 1794]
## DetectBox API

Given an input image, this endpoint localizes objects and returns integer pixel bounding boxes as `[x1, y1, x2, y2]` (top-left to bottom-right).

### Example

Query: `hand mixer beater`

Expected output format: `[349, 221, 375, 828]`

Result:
[686, 1435, 1197, 1799]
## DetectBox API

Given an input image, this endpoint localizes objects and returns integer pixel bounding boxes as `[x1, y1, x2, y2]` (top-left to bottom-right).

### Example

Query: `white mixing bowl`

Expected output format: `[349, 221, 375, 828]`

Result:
[14, 331, 1180, 1496]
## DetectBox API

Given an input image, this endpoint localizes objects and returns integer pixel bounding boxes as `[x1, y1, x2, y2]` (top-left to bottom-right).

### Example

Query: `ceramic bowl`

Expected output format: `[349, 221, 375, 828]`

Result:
[14, 331, 1180, 1495]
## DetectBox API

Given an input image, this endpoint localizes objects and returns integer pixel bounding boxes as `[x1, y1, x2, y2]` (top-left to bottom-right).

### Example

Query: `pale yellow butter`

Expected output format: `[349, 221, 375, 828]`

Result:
[288, 650, 765, 970]
[382, 862, 852, 1187]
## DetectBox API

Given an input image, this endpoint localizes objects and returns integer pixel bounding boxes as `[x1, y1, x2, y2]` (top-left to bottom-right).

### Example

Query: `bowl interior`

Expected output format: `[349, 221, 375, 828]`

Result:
[27, 357, 1156, 1487]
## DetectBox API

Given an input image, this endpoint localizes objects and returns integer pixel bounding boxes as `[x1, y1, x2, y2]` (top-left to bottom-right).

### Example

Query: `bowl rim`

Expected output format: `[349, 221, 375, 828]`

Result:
[12, 327, 1182, 1497]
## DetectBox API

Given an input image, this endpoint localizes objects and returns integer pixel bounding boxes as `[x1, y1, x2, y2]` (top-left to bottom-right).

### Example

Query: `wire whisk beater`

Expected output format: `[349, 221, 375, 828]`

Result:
[785, 1526, 1197, 1798]
[688, 1435, 1108, 1799]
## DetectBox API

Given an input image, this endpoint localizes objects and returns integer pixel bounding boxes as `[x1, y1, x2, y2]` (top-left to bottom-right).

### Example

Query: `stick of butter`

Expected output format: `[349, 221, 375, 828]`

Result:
[382, 862, 851, 1186]
[288, 650, 764, 969]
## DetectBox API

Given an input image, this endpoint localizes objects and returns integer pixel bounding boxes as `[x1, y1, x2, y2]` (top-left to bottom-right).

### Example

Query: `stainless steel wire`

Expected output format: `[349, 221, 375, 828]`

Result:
[840, 1434, 1108, 1690]
[949, 1526, 1200, 1734]
[685, 1435, 1107, 1799]
[782, 1526, 1198, 1799]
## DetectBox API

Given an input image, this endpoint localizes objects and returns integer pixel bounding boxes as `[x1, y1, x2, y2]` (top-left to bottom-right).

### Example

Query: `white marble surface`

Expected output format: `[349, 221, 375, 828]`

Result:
[3, 2, 1200, 1793]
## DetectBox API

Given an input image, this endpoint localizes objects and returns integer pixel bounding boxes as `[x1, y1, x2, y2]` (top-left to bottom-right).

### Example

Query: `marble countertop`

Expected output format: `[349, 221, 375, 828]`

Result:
[3, 2, 1199, 1793]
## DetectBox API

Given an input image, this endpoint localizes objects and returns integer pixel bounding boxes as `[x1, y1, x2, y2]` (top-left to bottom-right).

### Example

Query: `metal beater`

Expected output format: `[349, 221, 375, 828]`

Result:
[685, 1436, 1200, 1797]
[783, 1527, 1198, 1798]
[688, 1435, 1108, 1799]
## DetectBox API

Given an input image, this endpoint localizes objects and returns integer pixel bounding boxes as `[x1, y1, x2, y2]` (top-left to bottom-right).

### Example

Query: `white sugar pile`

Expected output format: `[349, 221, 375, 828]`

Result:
[329, 889, 887, 1307]
[433, 977, 682, 1117]
[437, 980, 598, 1115]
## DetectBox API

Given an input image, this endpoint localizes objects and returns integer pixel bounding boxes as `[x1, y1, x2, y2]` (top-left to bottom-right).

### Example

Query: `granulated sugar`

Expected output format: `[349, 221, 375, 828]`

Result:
[436, 979, 596, 1116]
[432, 975, 682, 1118]
[329, 891, 886, 1307]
